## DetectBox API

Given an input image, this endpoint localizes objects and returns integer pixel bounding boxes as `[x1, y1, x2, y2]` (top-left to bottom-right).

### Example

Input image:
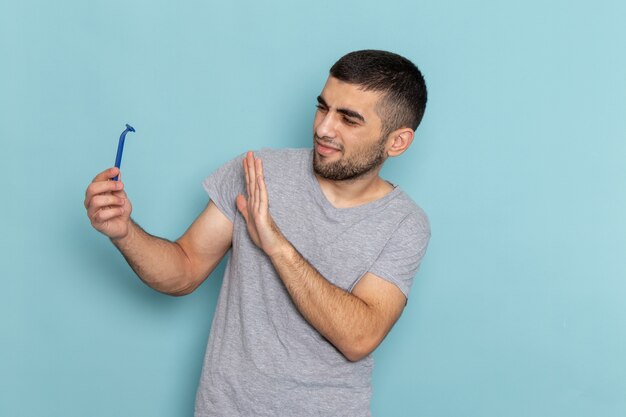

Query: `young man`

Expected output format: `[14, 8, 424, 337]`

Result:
[85, 50, 430, 416]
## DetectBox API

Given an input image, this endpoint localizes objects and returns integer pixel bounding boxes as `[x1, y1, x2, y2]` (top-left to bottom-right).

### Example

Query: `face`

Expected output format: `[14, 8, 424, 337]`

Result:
[313, 77, 388, 181]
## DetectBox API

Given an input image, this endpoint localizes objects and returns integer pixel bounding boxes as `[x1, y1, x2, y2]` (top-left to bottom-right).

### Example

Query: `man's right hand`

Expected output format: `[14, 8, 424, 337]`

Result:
[84, 167, 133, 241]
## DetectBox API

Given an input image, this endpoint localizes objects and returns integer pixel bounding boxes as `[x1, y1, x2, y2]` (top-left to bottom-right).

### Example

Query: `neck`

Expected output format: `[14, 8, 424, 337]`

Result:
[314, 168, 394, 209]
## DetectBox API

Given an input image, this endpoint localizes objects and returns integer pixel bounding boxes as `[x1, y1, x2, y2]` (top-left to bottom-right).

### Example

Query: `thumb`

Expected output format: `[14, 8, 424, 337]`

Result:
[236, 194, 249, 222]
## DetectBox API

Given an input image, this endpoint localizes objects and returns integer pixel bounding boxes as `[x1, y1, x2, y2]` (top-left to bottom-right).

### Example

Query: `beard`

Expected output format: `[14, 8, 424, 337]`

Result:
[313, 134, 388, 181]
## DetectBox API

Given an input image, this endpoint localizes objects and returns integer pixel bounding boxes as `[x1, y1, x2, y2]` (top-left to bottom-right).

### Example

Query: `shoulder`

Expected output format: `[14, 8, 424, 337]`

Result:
[384, 189, 430, 235]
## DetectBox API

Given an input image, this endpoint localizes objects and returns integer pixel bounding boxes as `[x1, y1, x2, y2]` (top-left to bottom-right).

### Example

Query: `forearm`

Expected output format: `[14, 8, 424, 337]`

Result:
[269, 243, 380, 361]
[111, 219, 192, 295]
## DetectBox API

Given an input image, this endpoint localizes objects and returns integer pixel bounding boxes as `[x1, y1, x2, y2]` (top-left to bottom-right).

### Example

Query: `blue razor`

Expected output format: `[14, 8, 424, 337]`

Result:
[113, 124, 135, 181]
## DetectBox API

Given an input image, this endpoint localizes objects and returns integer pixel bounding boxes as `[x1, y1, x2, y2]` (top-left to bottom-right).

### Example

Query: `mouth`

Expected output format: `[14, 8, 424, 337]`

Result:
[314, 138, 342, 156]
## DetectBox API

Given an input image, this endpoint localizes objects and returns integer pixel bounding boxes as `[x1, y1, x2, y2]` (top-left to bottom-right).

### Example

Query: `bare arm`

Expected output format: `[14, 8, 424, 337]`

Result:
[235, 152, 406, 361]
[85, 167, 233, 296]
[269, 245, 406, 361]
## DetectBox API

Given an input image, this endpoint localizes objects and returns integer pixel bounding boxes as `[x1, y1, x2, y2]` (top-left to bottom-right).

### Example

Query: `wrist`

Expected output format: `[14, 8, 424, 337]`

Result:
[110, 219, 136, 249]
[266, 235, 294, 262]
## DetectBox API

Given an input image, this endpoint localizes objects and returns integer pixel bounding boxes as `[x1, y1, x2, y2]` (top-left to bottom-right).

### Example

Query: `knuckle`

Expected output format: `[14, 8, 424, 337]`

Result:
[85, 197, 96, 211]
[95, 210, 105, 223]
[91, 195, 102, 208]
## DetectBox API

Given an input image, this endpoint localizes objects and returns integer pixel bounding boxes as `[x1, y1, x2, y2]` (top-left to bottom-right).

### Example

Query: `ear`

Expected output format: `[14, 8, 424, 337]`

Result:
[385, 128, 414, 157]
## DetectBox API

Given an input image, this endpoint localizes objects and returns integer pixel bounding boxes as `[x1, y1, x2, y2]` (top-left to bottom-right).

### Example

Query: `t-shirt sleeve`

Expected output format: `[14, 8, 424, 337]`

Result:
[367, 210, 431, 298]
[202, 154, 246, 222]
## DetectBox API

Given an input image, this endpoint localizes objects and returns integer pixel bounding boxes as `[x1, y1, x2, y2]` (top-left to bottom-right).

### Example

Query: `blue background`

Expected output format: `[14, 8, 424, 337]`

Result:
[2, 0, 625, 416]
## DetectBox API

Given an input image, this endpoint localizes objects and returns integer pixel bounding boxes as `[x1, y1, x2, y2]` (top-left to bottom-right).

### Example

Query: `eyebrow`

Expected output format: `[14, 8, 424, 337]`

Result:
[317, 96, 366, 123]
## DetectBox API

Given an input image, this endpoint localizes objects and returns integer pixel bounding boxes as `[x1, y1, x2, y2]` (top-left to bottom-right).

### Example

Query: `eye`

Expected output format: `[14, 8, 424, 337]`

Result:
[343, 117, 358, 126]
[316, 104, 328, 112]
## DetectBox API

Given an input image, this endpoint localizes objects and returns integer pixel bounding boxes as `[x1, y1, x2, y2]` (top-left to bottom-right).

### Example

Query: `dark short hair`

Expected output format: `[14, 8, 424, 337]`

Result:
[330, 50, 427, 137]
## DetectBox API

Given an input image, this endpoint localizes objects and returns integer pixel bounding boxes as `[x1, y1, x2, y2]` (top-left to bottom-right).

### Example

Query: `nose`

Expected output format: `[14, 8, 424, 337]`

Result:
[314, 111, 337, 139]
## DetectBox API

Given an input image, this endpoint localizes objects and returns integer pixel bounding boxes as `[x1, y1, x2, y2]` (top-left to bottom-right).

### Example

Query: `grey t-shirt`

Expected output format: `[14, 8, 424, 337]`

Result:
[195, 148, 430, 417]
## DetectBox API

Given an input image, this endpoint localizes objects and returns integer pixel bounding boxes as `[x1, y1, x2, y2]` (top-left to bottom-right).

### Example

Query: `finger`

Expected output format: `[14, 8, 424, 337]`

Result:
[87, 194, 127, 217]
[91, 206, 125, 225]
[256, 159, 268, 211]
[92, 167, 120, 183]
[84, 180, 124, 208]
[111, 189, 128, 199]
[245, 152, 258, 213]
[236, 194, 249, 223]
[254, 158, 264, 213]
[246, 152, 257, 200]
[242, 158, 250, 198]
